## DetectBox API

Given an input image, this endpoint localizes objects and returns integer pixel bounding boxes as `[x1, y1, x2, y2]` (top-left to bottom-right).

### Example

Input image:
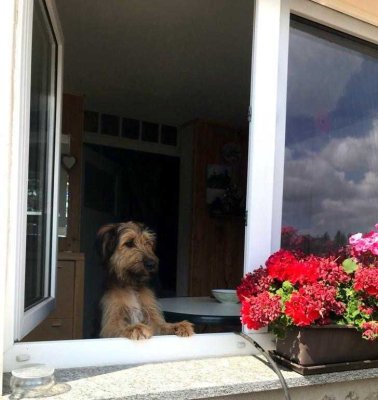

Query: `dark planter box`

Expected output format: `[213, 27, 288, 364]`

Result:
[276, 325, 378, 366]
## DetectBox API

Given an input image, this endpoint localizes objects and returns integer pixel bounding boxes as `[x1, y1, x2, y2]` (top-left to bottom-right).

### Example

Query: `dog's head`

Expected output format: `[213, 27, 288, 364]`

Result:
[96, 221, 159, 286]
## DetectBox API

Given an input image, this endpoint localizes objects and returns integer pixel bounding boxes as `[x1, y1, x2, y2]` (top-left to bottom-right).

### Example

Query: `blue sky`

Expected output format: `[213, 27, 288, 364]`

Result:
[282, 23, 378, 237]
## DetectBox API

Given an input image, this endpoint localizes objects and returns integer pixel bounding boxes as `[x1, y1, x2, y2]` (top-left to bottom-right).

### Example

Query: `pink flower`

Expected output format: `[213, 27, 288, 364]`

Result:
[349, 233, 362, 244]
[349, 224, 378, 257]
[371, 242, 378, 256]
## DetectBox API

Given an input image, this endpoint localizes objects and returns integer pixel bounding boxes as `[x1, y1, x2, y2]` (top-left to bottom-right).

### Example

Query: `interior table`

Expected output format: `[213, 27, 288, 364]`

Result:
[158, 296, 241, 325]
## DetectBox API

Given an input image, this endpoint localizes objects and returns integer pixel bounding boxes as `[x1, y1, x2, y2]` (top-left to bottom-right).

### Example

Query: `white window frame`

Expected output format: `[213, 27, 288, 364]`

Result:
[2, 0, 378, 375]
[0, 0, 18, 390]
[16, 0, 63, 340]
[3, 0, 64, 352]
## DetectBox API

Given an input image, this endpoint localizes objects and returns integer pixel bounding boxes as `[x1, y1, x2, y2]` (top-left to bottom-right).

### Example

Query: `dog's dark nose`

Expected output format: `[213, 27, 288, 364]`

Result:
[144, 259, 156, 271]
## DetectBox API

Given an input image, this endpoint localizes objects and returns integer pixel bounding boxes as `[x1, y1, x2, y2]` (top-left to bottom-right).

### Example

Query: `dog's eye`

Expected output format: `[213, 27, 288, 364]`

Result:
[125, 240, 134, 248]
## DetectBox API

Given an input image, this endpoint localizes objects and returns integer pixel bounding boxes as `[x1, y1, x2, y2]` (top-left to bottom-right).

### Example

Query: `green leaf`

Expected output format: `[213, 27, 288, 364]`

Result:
[276, 281, 294, 303]
[282, 281, 294, 291]
[342, 258, 358, 274]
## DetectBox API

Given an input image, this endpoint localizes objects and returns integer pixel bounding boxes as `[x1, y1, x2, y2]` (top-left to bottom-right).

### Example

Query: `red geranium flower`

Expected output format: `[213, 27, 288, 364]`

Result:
[284, 282, 345, 326]
[287, 255, 319, 285]
[284, 291, 321, 326]
[354, 266, 378, 298]
[239, 224, 378, 341]
[240, 292, 281, 330]
[266, 250, 319, 285]
[237, 267, 273, 301]
[362, 321, 378, 341]
[318, 257, 350, 286]
[266, 249, 299, 282]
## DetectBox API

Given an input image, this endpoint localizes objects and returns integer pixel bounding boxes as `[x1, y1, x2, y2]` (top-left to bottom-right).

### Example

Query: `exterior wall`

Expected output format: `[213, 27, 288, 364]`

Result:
[311, 0, 378, 26]
[209, 377, 378, 400]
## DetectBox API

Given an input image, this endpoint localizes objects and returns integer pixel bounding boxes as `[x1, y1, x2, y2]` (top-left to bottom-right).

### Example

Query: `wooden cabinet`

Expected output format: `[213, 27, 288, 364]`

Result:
[23, 252, 85, 341]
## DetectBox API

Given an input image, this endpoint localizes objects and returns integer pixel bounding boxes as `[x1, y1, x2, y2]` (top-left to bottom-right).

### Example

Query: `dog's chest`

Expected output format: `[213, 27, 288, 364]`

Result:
[126, 292, 145, 324]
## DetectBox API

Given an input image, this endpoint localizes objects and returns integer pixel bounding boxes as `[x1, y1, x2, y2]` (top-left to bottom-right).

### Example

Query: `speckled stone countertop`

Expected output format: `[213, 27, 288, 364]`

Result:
[2, 356, 378, 399]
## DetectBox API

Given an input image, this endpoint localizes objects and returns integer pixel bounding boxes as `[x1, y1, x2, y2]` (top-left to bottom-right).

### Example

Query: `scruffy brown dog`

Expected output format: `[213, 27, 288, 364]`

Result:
[97, 221, 194, 340]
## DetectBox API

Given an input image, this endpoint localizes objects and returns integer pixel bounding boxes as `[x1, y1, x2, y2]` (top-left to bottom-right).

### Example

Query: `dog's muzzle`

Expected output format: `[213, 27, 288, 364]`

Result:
[144, 259, 157, 272]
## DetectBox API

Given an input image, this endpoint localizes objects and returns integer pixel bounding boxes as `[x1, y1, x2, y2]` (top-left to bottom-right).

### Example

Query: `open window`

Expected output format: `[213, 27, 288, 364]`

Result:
[24, 0, 256, 342]
[14, 0, 63, 340]
[3, 0, 378, 373]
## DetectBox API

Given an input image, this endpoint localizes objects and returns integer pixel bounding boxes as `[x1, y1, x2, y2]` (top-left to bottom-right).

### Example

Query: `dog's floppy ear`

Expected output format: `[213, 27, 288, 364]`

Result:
[96, 224, 119, 265]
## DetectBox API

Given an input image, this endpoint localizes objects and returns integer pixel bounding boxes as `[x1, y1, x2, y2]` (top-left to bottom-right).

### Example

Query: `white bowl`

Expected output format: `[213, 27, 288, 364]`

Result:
[212, 289, 239, 304]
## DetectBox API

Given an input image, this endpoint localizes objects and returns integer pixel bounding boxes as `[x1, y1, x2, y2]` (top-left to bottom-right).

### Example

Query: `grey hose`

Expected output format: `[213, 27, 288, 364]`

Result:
[234, 332, 292, 400]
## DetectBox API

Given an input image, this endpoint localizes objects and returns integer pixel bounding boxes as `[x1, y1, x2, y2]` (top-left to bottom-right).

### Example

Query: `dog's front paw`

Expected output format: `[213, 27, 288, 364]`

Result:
[173, 321, 194, 337]
[124, 324, 153, 340]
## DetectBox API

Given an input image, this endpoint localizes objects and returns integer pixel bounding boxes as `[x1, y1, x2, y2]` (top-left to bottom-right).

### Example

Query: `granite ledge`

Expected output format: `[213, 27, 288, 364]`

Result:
[2, 356, 378, 400]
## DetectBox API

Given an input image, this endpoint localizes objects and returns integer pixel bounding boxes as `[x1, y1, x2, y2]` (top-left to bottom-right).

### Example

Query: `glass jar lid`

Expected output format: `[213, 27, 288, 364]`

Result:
[12, 364, 55, 380]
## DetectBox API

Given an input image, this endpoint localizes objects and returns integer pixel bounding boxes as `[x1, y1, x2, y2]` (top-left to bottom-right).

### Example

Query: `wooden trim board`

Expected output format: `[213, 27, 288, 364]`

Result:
[310, 0, 378, 26]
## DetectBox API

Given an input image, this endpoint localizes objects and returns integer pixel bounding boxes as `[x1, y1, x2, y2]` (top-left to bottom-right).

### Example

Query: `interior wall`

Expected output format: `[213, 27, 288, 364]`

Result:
[188, 120, 248, 296]
[176, 123, 194, 296]
[55, 0, 254, 129]
[59, 93, 84, 252]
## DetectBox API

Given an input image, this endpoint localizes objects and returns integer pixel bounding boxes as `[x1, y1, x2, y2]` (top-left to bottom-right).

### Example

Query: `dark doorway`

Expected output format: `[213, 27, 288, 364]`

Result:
[81, 144, 180, 337]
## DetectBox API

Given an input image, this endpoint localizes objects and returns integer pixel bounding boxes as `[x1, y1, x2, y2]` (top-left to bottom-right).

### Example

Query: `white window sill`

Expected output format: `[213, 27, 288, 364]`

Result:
[3, 356, 378, 399]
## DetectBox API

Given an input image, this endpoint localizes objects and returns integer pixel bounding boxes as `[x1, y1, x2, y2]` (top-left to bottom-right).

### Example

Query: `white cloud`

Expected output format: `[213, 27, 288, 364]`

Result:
[321, 120, 378, 173]
[282, 118, 378, 236]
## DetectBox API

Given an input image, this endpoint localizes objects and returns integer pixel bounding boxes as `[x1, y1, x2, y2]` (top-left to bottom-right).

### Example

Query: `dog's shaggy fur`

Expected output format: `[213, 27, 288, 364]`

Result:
[97, 221, 194, 340]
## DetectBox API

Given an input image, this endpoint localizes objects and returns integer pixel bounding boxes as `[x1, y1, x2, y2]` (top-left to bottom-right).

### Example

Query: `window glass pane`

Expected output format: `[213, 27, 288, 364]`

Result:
[101, 114, 119, 136]
[141, 122, 159, 143]
[84, 110, 99, 133]
[25, 0, 57, 309]
[161, 125, 178, 146]
[122, 118, 140, 139]
[282, 19, 378, 255]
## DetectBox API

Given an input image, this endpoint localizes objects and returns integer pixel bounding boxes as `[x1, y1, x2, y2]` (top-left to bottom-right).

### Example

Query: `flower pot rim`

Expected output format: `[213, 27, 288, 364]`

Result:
[285, 324, 356, 330]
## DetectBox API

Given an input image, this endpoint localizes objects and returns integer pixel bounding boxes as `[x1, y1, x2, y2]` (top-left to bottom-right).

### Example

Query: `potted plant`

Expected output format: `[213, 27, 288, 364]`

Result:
[237, 224, 378, 374]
